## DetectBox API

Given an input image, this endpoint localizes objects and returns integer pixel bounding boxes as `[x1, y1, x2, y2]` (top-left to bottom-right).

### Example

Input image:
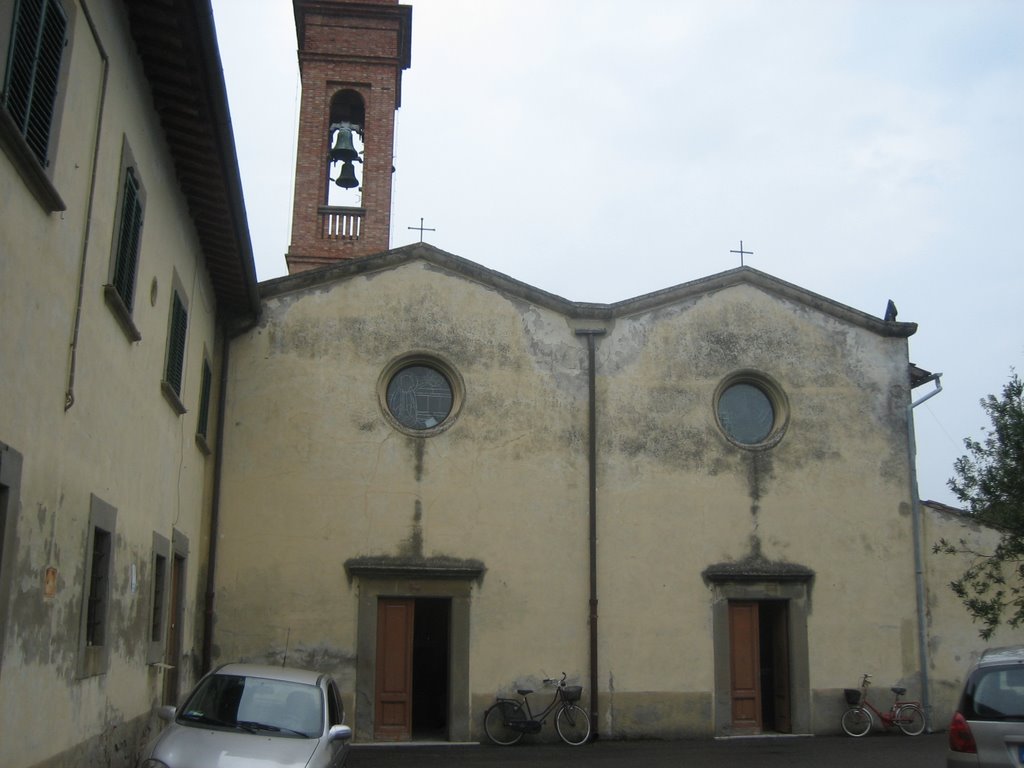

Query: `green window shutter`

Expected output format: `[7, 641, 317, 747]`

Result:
[3, 0, 68, 167]
[196, 359, 213, 439]
[112, 169, 143, 311]
[165, 293, 188, 395]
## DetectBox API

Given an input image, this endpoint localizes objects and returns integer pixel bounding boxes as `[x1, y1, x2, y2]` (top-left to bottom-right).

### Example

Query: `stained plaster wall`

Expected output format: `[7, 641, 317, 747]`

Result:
[215, 256, 926, 740]
[0, 1, 221, 765]
[920, 502, 1021, 726]
[595, 282, 919, 736]
[215, 259, 592, 727]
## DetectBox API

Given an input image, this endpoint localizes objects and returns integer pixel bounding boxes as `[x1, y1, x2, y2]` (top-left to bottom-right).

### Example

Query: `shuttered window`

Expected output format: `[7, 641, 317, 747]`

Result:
[164, 292, 188, 396]
[112, 167, 143, 312]
[2, 0, 67, 167]
[196, 358, 213, 440]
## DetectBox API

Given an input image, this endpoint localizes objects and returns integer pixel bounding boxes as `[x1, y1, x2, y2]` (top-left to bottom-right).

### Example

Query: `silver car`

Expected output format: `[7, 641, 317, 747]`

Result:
[138, 663, 352, 768]
[947, 646, 1024, 767]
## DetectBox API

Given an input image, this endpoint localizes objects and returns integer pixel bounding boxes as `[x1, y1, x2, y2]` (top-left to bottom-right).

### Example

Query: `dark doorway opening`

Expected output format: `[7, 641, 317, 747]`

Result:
[758, 600, 791, 733]
[411, 598, 450, 739]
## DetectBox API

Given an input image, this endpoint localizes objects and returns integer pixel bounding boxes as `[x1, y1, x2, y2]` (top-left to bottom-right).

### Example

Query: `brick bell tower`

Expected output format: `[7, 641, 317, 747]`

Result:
[286, 0, 412, 274]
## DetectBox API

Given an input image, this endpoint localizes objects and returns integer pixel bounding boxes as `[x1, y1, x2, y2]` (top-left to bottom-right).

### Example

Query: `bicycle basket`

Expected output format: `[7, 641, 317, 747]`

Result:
[562, 685, 583, 702]
[844, 688, 862, 706]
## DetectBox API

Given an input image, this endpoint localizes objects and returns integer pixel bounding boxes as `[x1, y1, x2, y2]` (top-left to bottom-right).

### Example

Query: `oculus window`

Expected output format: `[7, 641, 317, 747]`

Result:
[380, 356, 463, 435]
[715, 372, 788, 448]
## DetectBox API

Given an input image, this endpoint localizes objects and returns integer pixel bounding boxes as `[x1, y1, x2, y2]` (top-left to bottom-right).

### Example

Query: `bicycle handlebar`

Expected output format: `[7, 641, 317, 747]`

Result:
[542, 672, 568, 687]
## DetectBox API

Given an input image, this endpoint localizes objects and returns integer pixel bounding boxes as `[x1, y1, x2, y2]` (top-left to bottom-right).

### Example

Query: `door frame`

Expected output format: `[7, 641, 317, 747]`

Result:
[353, 577, 472, 742]
[708, 577, 812, 736]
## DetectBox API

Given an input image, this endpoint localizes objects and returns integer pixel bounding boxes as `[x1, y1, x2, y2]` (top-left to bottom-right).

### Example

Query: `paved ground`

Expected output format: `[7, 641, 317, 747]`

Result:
[349, 732, 948, 768]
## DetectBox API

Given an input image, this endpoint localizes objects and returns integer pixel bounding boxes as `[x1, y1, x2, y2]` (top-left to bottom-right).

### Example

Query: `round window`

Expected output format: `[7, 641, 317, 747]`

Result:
[715, 373, 788, 448]
[385, 364, 454, 431]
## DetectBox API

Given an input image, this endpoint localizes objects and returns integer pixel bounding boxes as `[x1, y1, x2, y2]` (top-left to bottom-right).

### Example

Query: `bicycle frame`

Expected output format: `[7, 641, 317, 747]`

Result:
[856, 675, 921, 727]
[500, 681, 569, 727]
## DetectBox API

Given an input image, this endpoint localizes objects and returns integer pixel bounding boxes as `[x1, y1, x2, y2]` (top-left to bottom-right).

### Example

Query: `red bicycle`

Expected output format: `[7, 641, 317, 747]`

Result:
[841, 673, 926, 736]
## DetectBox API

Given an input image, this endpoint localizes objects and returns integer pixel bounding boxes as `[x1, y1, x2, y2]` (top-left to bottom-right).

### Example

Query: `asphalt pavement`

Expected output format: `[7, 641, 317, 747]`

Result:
[349, 732, 948, 768]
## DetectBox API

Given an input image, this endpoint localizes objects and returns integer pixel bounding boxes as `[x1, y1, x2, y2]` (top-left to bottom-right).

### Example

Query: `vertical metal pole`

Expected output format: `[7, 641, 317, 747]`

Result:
[576, 328, 605, 739]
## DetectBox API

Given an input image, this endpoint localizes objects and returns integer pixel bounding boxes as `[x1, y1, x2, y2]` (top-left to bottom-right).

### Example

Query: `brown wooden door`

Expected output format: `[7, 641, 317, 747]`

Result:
[771, 603, 792, 733]
[375, 599, 414, 740]
[729, 601, 761, 731]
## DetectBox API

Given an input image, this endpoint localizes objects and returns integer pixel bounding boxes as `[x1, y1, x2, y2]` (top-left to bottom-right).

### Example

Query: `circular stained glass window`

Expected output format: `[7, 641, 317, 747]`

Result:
[385, 364, 453, 430]
[717, 382, 775, 445]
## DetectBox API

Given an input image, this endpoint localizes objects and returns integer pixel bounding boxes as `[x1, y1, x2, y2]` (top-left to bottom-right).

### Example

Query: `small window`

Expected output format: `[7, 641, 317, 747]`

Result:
[2, 0, 68, 167]
[103, 141, 146, 341]
[161, 288, 188, 414]
[715, 372, 788, 448]
[195, 357, 213, 452]
[147, 532, 170, 663]
[85, 527, 112, 646]
[0, 443, 24, 674]
[79, 494, 116, 677]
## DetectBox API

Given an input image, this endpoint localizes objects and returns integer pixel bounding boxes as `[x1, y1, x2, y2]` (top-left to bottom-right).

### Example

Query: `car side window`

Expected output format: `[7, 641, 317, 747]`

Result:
[327, 680, 344, 726]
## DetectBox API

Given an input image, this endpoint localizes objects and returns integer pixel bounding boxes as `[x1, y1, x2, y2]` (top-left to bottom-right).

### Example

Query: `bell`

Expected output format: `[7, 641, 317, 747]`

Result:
[329, 127, 359, 163]
[334, 161, 359, 189]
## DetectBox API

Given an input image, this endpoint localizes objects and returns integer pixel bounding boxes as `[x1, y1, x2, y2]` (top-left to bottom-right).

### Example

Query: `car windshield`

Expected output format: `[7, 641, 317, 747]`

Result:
[178, 673, 324, 737]
[968, 666, 1024, 720]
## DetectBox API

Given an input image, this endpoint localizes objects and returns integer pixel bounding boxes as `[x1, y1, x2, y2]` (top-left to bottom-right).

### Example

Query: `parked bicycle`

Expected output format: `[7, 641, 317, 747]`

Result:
[841, 673, 926, 736]
[484, 672, 591, 746]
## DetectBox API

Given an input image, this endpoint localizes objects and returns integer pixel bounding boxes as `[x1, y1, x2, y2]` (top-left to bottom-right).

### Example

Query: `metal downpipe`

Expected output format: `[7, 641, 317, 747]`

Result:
[909, 372, 942, 731]
[576, 328, 605, 739]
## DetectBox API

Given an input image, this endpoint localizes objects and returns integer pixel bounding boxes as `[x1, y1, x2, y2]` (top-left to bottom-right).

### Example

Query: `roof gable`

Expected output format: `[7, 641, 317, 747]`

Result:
[260, 242, 917, 339]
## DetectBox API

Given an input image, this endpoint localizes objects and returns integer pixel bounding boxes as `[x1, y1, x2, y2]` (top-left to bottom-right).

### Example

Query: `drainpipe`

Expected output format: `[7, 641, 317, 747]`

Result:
[575, 328, 605, 739]
[65, 1, 108, 411]
[908, 372, 942, 731]
[201, 325, 228, 672]
[202, 319, 256, 673]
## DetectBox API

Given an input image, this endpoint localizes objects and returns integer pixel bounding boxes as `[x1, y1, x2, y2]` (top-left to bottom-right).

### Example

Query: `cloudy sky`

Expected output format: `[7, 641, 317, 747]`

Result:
[210, 0, 1023, 507]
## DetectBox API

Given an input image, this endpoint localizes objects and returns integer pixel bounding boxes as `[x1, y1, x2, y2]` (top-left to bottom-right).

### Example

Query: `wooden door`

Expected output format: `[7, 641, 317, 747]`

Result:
[375, 599, 414, 740]
[771, 603, 792, 733]
[729, 601, 761, 731]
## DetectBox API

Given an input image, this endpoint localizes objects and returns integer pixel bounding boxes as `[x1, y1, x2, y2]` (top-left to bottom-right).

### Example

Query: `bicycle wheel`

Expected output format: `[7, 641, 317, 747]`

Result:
[555, 704, 591, 745]
[484, 701, 524, 745]
[841, 707, 872, 737]
[895, 704, 925, 736]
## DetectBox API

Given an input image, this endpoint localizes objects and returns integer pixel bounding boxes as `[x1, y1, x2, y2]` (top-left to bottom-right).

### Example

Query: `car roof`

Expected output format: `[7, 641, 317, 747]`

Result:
[975, 645, 1024, 668]
[214, 663, 325, 686]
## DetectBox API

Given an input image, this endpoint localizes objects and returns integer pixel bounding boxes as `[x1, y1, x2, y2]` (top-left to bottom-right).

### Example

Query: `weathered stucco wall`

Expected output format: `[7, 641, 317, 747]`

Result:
[215, 255, 938, 741]
[0, 1, 223, 765]
[920, 502, 1018, 726]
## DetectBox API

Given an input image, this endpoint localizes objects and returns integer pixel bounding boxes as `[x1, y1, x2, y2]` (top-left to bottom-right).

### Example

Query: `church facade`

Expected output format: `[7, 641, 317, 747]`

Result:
[213, 243, 962, 740]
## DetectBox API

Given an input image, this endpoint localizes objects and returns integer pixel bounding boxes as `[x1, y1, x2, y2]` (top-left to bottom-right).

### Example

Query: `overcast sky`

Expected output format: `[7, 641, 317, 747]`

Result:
[210, 0, 1023, 507]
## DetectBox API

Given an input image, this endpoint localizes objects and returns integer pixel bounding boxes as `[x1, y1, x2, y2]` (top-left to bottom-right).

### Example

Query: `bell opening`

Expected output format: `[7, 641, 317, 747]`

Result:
[327, 89, 366, 207]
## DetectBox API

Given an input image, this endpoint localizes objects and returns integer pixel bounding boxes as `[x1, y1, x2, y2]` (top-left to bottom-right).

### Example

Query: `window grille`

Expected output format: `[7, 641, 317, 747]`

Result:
[86, 527, 111, 647]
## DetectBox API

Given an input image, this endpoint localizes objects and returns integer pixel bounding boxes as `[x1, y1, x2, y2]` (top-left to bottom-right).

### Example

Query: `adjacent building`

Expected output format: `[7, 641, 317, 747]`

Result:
[1, 0, 257, 765]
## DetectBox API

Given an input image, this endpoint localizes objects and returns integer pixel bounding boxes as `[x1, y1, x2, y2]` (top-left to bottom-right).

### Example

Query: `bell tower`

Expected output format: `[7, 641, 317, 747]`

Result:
[286, 0, 412, 274]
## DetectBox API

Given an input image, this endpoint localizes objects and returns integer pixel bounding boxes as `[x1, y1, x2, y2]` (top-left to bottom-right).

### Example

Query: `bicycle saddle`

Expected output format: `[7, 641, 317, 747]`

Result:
[517, 689, 533, 696]
[891, 686, 907, 696]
